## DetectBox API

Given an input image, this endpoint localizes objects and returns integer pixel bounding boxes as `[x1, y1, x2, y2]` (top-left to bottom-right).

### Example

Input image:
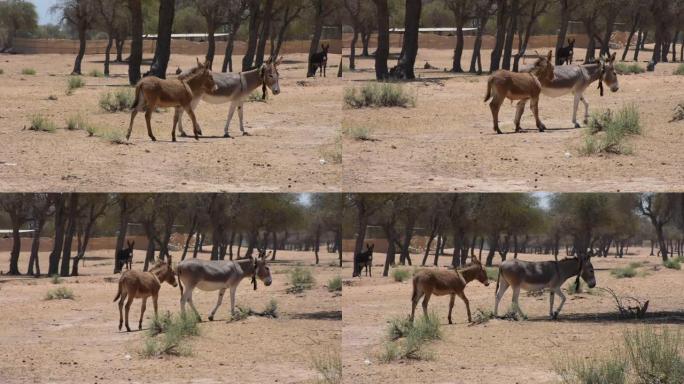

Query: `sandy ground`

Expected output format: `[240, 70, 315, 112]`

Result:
[0, 53, 342, 192]
[342, 47, 684, 192]
[0, 249, 341, 384]
[341, 248, 684, 384]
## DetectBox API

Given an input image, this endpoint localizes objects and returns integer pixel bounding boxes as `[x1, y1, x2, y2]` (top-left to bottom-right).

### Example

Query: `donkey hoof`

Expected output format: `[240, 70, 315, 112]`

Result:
[208, 316, 214, 321]
[150, 136, 157, 142]
[242, 132, 251, 136]
[172, 137, 177, 142]
[552, 312, 559, 320]
[180, 132, 187, 137]
[126, 327, 131, 332]
[574, 123, 581, 129]
[223, 133, 232, 138]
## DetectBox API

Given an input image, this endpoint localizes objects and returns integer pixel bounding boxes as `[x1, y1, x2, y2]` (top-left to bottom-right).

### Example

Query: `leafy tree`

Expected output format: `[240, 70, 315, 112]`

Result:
[0, 0, 38, 50]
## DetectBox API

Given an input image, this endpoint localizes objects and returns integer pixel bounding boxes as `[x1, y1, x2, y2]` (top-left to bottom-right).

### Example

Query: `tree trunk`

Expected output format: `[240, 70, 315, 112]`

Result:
[8, 221, 21, 275]
[60, 194, 79, 277]
[104, 36, 113, 76]
[470, 16, 487, 74]
[242, 0, 261, 71]
[361, 30, 370, 56]
[314, 226, 321, 264]
[72, 25, 87, 75]
[222, 20, 241, 72]
[373, 0, 390, 80]
[128, 0, 143, 85]
[114, 201, 129, 274]
[452, 24, 465, 72]
[394, 0, 421, 79]
[490, 0, 508, 72]
[349, 30, 358, 70]
[149, 0, 175, 78]
[622, 14, 640, 62]
[501, 0, 518, 71]
[115, 36, 124, 62]
[352, 206, 368, 276]
[555, 2, 571, 65]
[48, 197, 67, 276]
[256, 0, 274, 67]
[634, 30, 643, 61]
[28, 218, 45, 276]
[206, 21, 217, 67]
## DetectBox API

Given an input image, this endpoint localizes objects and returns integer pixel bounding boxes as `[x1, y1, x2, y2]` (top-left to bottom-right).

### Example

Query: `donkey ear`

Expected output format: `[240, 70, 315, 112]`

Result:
[204, 59, 212, 69]
[275, 56, 283, 66]
[131, 241, 135, 248]
[196, 57, 201, 67]
[610, 52, 616, 63]
[547, 50, 553, 61]
[266, 56, 273, 64]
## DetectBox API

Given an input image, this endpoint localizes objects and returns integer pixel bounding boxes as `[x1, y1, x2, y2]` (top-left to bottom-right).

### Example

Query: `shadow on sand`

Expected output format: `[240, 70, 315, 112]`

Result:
[528, 310, 684, 324]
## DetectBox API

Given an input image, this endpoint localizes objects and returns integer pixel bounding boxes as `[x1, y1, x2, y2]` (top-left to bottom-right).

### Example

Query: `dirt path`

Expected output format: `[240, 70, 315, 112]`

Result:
[341, 249, 684, 384]
[0, 250, 340, 384]
[0, 53, 342, 192]
[342, 48, 684, 192]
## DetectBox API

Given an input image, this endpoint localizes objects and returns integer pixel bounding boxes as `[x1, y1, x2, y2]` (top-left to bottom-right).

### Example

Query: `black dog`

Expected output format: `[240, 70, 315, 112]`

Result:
[308, 43, 330, 77]
[354, 243, 374, 277]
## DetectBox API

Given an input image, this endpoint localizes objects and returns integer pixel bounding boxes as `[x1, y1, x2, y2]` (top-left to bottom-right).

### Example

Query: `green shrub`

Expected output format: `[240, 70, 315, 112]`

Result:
[88, 69, 104, 77]
[623, 328, 684, 384]
[663, 258, 681, 270]
[327, 276, 342, 292]
[674, 64, 684, 76]
[342, 125, 373, 141]
[261, 299, 278, 318]
[287, 267, 315, 293]
[344, 83, 416, 108]
[142, 312, 199, 357]
[555, 356, 627, 384]
[581, 104, 641, 155]
[66, 76, 85, 95]
[231, 305, 253, 321]
[45, 286, 74, 300]
[614, 62, 645, 75]
[391, 269, 410, 282]
[21, 68, 36, 75]
[28, 114, 57, 132]
[66, 114, 88, 131]
[47, 94, 58, 101]
[101, 129, 127, 144]
[311, 351, 342, 384]
[0, 68, 4, 74]
[382, 313, 441, 362]
[320, 134, 342, 164]
[611, 266, 637, 278]
[50, 274, 62, 284]
[99, 89, 135, 112]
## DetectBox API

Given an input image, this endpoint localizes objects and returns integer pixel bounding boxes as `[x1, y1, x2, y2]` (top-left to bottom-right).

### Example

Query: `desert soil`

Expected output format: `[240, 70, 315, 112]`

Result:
[0, 53, 342, 192]
[342, 48, 684, 192]
[341, 248, 684, 384]
[0, 249, 341, 384]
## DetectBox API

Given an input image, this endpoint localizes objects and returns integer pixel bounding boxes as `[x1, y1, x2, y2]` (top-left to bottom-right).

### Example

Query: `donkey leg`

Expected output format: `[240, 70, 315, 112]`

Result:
[580, 96, 589, 125]
[457, 292, 472, 323]
[410, 288, 423, 323]
[553, 288, 567, 319]
[126, 110, 137, 141]
[124, 295, 134, 332]
[144, 109, 156, 141]
[531, 97, 546, 132]
[494, 280, 509, 316]
[118, 293, 126, 331]
[223, 103, 238, 138]
[238, 102, 248, 136]
[138, 297, 147, 330]
[229, 286, 238, 316]
[489, 98, 503, 134]
[422, 292, 432, 318]
[514, 100, 528, 132]
[171, 108, 181, 142]
[512, 286, 525, 318]
[177, 107, 187, 137]
[184, 107, 200, 141]
[208, 288, 226, 321]
[186, 289, 202, 322]
[572, 93, 581, 128]
[549, 291, 555, 319]
[448, 294, 455, 324]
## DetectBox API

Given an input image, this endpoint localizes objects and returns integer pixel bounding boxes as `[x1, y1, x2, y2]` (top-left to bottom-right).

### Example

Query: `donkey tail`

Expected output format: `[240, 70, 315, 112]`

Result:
[484, 77, 494, 103]
[495, 264, 502, 298]
[177, 266, 184, 297]
[113, 279, 122, 302]
[130, 83, 145, 112]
